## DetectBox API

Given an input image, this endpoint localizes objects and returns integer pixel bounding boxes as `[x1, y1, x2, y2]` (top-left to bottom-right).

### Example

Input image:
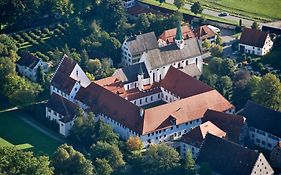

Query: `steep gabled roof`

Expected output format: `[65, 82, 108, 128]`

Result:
[194, 25, 216, 40]
[51, 55, 77, 94]
[160, 66, 212, 98]
[144, 38, 202, 69]
[196, 133, 260, 175]
[46, 93, 77, 123]
[16, 52, 40, 69]
[241, 100, 281, 137]
[181, 121, 226, 147]
[159, 25, 195, 43]
[203, 109, 245, 143]
[240, 28, 269, 48]
[75, 82, 144, 134]
[113, 62, 149, 83]
[126, 32, 158, 56]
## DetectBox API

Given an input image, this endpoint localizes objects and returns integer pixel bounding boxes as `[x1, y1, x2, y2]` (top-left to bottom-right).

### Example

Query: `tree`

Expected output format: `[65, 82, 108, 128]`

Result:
[80, 49, 89, 69]
[0, 34, 18, 62]
[90, 141, 125, 170]
[0, 147, 53, 175]
[215, 75, 233, 100]
[88, 59, 102, 74]
[126, 136, 144, 151]
[202, 39, 211, 49]
[54, 0, 74, 18]
[37, 66, 45, 85]
[174, 0, 185, 10]
[183, 149, 195, 175]
[52, 144, 94, 175]
[208, 57, 223, 75]
[220, 58, 235, 76]
[142, 144, 180, 175]
[191, 1, 203, 15]
[95, 158, 113, 175]
[253, 73, 281, 111]
[210, 45, 223, 57]
[96, 0, 128, 32]
[251, 21, 259, 30]
[215, 35, 223, 46]
[69, 115, 119, 150]
[135, 14, 150, 33]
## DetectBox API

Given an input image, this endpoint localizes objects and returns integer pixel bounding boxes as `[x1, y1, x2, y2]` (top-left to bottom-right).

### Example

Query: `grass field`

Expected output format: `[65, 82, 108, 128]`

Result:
[189, 0, 281, 20]
[140, 0, 238, 25]
[0, 111, 62, 155]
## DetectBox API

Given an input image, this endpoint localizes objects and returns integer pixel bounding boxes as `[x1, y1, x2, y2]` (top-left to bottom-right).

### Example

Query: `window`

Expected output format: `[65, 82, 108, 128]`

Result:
[145, 98, 147, 103]
[151, 96, 153, 101]
[140, 99, 142, 104]
[256, 138, 260, 143]
[171, 127, 173, 130]
[158, 94, 161, 98]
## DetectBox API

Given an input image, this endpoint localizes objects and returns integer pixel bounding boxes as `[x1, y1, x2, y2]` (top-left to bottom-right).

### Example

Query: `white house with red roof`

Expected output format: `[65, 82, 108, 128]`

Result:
[46, 55, 234, 146]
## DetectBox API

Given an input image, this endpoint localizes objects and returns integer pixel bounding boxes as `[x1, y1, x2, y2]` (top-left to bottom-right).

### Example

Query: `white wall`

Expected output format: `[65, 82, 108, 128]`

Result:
[69, 64, 91, 88]
[180, 142, 200, 159]
[250, 153, 274, 175]
[130, 92, 162, 106]
[249, 127, 281, 151]
[161, 87, 180, 103]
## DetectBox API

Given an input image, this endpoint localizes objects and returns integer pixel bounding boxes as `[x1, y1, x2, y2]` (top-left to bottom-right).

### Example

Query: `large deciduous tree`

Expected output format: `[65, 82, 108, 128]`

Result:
[253, 73, 281, 111]
[142, 144, 180, 175]
[191, 1, 203, 15]
[90, 141, 125, 170]
[52, 144, 94, 175]
[174, 0, 185, 10]
[0, 147, 53, 175]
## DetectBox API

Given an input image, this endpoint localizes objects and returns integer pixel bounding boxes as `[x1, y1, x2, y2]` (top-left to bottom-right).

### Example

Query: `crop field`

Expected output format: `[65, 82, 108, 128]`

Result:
[191, 0, 281, 20]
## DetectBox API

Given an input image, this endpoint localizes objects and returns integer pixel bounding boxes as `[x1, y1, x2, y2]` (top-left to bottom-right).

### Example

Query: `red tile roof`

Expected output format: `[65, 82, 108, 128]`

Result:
[202, 109, 245, 143]
[160, 66, 213, 98]
[181, 121, 226, 147]
[159, 25, 195, 43]
[142, 90, 233, 134]
[194, 25, 216, 40]
[240, 28, 269, 48]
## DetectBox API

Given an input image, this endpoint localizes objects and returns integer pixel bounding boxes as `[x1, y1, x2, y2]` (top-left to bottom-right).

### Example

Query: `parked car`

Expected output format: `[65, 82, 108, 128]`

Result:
[219, 12, 229, 17]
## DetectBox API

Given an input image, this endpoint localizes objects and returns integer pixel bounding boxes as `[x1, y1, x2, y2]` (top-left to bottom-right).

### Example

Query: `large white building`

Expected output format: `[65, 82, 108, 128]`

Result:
[242, 101, 281, 151]
[46, 55, 234, 146]
[239, 28, 273, 56]
[121, 23, 203, 81]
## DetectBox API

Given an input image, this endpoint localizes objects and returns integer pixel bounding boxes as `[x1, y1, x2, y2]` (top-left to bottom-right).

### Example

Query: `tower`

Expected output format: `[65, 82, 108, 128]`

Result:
[137, 65, 144, 91]
[175, 21, 185, 49]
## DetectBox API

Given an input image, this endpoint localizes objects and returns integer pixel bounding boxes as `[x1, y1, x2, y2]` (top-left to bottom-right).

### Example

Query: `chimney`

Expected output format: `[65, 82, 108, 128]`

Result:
[140, 108, 144, 118]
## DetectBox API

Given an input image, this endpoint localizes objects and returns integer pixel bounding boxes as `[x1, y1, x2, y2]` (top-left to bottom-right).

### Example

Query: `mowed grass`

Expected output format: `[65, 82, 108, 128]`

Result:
[0, 111, 62, 155]
[195, 0, 281, 20]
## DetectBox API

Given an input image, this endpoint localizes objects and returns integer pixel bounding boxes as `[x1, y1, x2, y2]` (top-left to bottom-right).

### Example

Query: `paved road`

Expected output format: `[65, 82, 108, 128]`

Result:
[166, 0, 257, 27]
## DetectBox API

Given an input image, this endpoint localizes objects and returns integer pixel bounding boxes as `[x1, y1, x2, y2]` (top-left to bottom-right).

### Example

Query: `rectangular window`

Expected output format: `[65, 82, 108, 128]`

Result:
[151, 96, 153, 101]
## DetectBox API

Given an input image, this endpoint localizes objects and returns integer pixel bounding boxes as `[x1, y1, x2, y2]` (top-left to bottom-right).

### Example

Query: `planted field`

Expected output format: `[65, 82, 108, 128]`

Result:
[0, 111, 62, 155]
[190, 0, 281, 20]
[10, 23, 70, 62]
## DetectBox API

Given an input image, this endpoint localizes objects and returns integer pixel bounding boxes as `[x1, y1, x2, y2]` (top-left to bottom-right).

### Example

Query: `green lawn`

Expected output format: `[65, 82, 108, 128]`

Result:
[189, 0, 281, 20]
[140, 0, 238, 25]
[0, 111, 62, 155]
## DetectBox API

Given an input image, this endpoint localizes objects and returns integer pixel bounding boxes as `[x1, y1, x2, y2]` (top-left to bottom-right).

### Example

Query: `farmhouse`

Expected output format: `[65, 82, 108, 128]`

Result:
[158, 24, 195, 47]
[46, 55, 234, 146]
[196, 133, 274, 175]
[193, 25, 217, 43]
[239, 28, 273, 56]
[241, 101, 281, 151]
[16, 52, 48, 81]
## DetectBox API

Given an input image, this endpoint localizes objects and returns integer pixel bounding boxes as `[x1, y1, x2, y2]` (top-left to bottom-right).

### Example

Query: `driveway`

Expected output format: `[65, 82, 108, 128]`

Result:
[165, 0, 258, 27]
